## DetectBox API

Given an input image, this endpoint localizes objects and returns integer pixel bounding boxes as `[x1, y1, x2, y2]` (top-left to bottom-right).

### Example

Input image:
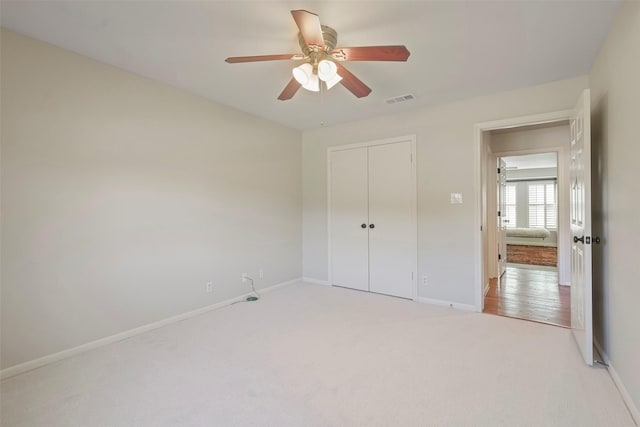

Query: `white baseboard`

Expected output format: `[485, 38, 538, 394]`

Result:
[0, 277, 301, 381]
[417, 297, 478, 312]
[259, 277, 301, 293]
[302, 277, 331, 286]
[594, 339, 640, 426]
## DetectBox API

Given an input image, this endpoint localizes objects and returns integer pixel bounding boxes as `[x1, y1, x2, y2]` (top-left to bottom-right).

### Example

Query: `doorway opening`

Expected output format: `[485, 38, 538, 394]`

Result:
[475, 91, 593, 363]
[503, 153, 559, 269]
[479, 121, 571, 327]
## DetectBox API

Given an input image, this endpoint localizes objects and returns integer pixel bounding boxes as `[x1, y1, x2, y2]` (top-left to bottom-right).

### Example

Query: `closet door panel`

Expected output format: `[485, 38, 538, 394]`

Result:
[330, 147, 369, 291]
[368, 142, 414, 298]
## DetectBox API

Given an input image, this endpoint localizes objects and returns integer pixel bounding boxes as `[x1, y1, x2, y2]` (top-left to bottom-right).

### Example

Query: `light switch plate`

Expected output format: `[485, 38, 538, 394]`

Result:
[450, 193, 463, 204]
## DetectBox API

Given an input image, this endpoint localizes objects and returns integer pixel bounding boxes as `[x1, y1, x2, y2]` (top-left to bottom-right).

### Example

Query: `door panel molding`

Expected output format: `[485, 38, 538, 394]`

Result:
[570, 89, 593, 366]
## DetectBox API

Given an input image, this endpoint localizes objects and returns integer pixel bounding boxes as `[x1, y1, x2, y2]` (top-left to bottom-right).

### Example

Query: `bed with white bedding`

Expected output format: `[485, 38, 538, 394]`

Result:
[506, 227, 551, 239]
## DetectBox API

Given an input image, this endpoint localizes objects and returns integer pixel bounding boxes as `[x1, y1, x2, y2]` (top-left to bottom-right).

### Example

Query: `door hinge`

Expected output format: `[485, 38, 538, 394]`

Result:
[497, 167, 501, 174]
[497, 210, 501, 217]
[498, 254, 502, 260]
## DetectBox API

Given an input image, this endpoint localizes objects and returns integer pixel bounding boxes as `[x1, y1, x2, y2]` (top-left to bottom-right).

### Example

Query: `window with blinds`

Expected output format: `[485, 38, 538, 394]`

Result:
[505, 184, 517, 228]
[528, 182, 557, 229]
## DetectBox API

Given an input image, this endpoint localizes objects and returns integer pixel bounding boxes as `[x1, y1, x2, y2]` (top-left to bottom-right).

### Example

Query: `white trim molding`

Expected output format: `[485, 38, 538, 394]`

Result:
[594, 339, 640, 426]
[0, 277, 302, 380]
[302, 277, 331, 286]
[417, 297, 478, 313]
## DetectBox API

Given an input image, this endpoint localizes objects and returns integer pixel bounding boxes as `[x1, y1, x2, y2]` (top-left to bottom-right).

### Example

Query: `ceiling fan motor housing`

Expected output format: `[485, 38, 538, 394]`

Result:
[299, 25, 338, 56]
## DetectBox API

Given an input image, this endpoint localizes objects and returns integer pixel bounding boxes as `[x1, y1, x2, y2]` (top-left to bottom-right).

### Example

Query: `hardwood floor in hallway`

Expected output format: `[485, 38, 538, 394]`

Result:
[484, 265, 570, 327]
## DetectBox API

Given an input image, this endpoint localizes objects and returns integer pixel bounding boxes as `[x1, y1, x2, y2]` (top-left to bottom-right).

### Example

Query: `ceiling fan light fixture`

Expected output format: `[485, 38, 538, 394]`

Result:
[317, 59, 338, 82]
[292, 63, 313, 85]
[227, 11, 408, 100]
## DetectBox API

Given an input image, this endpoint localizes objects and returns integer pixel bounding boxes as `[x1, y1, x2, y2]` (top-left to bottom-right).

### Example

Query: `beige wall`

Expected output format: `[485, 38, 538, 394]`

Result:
[589, 0, 640, 416]
[0, 30, 302, 369]
[490, 124, 569, 153]
[302, 76, 588, 305]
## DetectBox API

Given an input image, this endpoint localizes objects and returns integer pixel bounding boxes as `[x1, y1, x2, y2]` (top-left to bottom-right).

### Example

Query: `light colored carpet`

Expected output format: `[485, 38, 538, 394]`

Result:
[1, 282, 635, 426]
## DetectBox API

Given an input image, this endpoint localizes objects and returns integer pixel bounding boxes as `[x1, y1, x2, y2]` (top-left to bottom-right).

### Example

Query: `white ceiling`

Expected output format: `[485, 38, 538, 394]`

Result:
[0, 1, 621, 130]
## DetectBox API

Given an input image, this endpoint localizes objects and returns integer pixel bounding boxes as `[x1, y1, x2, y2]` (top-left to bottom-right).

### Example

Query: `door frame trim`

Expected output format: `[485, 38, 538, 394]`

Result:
[327, 135, 418, 300]
[474, 111, 572, 311]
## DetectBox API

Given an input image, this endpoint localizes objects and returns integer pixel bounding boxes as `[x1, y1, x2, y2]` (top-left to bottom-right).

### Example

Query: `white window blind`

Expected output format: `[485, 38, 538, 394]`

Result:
[528, 182, 556, 229]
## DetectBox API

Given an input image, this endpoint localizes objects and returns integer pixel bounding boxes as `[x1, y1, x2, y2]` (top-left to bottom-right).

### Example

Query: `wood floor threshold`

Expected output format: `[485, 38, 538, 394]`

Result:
[483, 266, 570, 328]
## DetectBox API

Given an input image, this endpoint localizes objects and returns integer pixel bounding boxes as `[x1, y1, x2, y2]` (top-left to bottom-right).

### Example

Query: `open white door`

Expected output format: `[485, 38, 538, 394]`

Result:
[570, 89, 593, 366]
[497, 158, 507, 281]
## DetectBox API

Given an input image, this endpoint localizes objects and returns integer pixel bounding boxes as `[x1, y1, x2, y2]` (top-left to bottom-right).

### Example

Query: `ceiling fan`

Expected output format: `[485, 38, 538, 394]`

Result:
[225, 10, 410, 101]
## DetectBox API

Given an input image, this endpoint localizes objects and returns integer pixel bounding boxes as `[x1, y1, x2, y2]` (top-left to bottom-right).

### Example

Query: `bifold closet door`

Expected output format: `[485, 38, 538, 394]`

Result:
[330, 147, 369, 291]
[368, 141, 414, 298]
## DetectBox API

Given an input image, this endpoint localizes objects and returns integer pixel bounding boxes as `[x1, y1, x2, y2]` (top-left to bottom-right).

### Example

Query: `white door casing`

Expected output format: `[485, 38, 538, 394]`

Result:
[475, 110, 574, 312]
[570, 89, 593, 366]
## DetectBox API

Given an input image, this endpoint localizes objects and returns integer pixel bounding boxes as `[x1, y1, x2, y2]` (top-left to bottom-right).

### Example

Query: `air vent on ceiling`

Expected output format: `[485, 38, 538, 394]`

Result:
[385, 93, 416, 104]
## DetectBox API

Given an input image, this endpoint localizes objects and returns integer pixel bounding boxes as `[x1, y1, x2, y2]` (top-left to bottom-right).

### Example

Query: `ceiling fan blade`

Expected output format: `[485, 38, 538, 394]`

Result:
[331, 46, 411, 62]
[291, 10, 325, 49]
[225, 54, 302, 63]
[335, 63, 372, 98]
[278, 78, 302, 101]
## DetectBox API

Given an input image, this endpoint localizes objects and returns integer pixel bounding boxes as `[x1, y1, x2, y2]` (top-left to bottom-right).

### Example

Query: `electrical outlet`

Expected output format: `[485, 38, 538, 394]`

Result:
[422, 275, 429, 286]
[205, 282, 213, 293]
[259, 268, 264, 279]
[242, 273, 248, 283]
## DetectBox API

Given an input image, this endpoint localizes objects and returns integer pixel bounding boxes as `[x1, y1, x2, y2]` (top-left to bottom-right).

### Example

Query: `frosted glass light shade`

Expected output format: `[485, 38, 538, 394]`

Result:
[302, 73, 320, 92]
[317, 60, 338, 82]
[325, 73, 343, 90]
[292, 63, 313, 85]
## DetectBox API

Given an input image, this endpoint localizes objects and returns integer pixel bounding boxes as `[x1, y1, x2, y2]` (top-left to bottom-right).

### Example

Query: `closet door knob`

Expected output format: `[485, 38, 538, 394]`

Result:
[369, 224, 375, 229]
[361, 224, 367, 229]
